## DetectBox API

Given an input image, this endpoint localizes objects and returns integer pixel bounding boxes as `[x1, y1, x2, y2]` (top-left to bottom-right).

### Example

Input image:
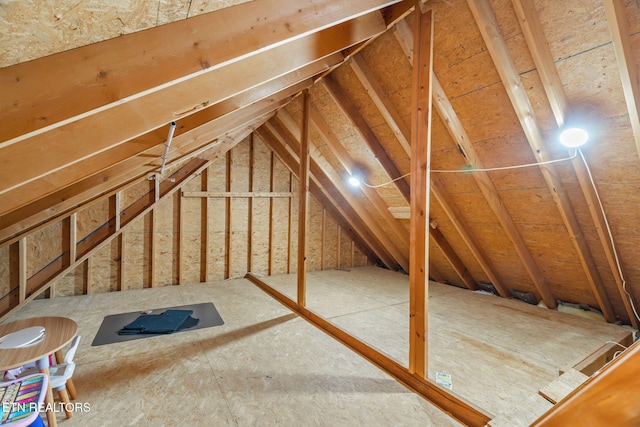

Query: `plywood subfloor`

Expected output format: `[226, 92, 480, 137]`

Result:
[260, 266, 632, 421]
[4, 269, 464, 426]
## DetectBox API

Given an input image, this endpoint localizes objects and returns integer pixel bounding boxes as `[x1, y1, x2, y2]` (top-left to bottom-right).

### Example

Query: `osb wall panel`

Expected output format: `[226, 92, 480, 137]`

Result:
[229, 138, 250, 278]
[230, 196, 251, 277]
[323, 213, 338, 270]
[26, 221, 62, 278]
[76, 198, 110, 243]
[55, 262, 85, 297]
[429, 200, 491, 285]
[250, 138, 274, 273]
[251, 198, 270, 273]
[121, 179, 152, 211]
[206, 157, 227, 281]
[0, 0, 253, 67]
[332, 55, 410, 170]
[307, 198, 323, 271]
[271, 196, 291, 274]
[429, 238, 465, 288]
[181, 174, 204, 284]
[89, 238, 119, 293]
[154, 192, 178, 286]
[359, 30, 413, 127]
[122, 218, 148, 290]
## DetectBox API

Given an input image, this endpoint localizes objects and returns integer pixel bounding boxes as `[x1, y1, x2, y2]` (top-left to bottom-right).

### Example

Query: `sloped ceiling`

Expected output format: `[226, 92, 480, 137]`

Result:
[1, 0, 639, 327]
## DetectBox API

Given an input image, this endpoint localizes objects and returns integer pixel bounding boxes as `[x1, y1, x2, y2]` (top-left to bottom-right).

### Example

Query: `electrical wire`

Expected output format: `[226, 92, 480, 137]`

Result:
[356, 151, 578, 186]
[360, 172, 411, 188]
[431, 151, 578, 173]
[578, 148, 640, 325]
[605, 340, 628, 350]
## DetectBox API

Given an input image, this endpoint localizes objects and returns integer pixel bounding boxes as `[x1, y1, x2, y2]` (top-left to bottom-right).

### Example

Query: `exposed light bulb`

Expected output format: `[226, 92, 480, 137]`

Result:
[559, 127, 588, 148]
[348, 176, 361, 187]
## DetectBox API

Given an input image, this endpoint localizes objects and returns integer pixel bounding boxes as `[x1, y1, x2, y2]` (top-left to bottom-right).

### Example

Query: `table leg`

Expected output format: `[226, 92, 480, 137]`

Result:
[37, 360, 57, 427]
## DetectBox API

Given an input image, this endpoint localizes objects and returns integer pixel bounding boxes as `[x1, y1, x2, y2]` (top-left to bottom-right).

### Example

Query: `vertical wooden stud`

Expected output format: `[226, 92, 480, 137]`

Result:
[150, 208, 156, 288]
[84, 258, 92, 295]
[297, 89, 311, 307]
[350, 240, 355, 268]
[18, 238, 26, 303]
[248, 134, 254, 273]
[321, 209, 326, 270]
[118, 233, 125, 291]
[287, 171, 293, 275]
[268, 152, 275, 275]
[69, 213, 77, 265]
[409, 7, 434, 377]
[178, 191, 185, 285]
[337, 225, 342, 269]
[201, 169, 209, 282]
[225, 151, 233, 279]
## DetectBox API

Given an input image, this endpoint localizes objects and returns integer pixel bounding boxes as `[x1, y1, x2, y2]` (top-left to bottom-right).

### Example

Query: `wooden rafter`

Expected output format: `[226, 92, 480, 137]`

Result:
[307, 108, 410, 251]
[513, 0, 638, 327]
[349, 54, 412, 154]
[256, 125, 383, 266]
[266, 116, 405, 270]
[409, 6, 433, 378]
[322, 74, 412, 201]
[602, 0, 640, 159]
[277, 109, 410, 272]
[428, 222, 478, 291]
[0, 12, 386, 198]
[467, 0, 616, 321]
[390, 20, 510, 302]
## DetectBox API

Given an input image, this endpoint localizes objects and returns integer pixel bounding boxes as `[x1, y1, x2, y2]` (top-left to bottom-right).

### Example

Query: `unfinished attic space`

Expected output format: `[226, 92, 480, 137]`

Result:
[1, 0, 640, 425]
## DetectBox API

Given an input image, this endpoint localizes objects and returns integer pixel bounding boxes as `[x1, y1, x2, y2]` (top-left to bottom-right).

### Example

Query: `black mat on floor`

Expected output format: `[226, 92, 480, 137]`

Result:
[91, 302, 224, 346]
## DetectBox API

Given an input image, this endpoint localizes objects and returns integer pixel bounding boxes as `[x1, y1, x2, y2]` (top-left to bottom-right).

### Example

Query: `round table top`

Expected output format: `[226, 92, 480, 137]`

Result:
[0, 316, 78, 371]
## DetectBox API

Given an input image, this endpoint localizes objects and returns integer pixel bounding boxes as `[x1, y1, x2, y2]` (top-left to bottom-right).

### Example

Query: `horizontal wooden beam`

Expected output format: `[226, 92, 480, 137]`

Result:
[0, 57, 336, 217]
[0, 0, 400, 145]
[0, 12, 386, 197]
[245, 273, 492, 427]
[182, 191, 294, 198]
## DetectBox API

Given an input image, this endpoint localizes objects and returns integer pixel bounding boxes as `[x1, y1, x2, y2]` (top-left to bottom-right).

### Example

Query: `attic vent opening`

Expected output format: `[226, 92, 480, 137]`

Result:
[477, 282, 498, 296]
[511, 290, 538, 305]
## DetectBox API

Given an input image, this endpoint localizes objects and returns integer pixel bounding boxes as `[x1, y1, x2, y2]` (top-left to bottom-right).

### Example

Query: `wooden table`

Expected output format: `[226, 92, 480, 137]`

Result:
[0, 317, 78, 427]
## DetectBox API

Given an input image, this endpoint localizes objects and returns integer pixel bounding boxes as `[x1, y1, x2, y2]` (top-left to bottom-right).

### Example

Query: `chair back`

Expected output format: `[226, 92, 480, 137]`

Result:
[63, 336, 81, 365]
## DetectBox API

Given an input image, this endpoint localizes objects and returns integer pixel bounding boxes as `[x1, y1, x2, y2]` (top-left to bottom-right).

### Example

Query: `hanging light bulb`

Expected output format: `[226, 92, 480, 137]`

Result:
[559, 127, 589, 148]
[348, 175, 361, 187]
